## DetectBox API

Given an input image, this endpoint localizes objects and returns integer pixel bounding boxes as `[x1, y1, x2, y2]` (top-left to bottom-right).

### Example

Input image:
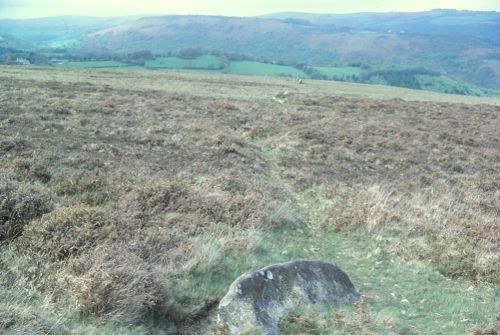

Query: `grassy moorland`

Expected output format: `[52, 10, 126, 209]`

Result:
[0, 66, 498, 334]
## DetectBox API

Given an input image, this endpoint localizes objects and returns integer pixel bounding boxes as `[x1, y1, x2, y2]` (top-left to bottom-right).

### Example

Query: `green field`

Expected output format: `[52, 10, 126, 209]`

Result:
[47, 56, 497, 97]
[228, 61, 307, 77]
[314, 66, 362, 79]
[145, 55, 222, 69]
[58, 60, 128, 68]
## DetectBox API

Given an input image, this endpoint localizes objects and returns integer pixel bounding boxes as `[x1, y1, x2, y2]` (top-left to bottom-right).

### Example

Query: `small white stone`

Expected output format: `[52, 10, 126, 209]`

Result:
[266, 270, 273, 280]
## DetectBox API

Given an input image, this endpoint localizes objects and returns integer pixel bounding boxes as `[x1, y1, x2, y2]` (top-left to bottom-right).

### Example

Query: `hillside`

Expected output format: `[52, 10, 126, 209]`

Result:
[1, 11, 499, 90]
[0, 15, 139, 48]
[262, 9, 500, 41]
[82, 14, 500, 89]
[0, 66, 499, 334]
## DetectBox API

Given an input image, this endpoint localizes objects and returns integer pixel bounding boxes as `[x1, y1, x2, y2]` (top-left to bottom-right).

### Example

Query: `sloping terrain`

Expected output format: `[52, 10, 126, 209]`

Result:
[2, 11, 499, 89]
[0, 66, 498, 334]
[83, 14, 500, 89]
[0, 16, 139, 48]
[262, 9, 500, 41]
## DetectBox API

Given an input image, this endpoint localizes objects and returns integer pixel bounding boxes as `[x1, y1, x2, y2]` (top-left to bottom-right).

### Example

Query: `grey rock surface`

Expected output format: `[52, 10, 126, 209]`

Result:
[217, 260, 359, 335]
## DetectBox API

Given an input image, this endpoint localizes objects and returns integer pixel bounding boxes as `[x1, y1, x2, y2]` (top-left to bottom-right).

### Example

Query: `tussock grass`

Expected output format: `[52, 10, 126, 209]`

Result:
[70, 245, 163, 324]
[322, 183, 499, 282]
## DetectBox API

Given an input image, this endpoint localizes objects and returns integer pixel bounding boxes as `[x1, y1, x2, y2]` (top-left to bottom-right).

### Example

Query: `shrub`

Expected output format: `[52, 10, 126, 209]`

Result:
[53, 172, 112, 205]
[125, 181, 191, 217]
[11, 157, 52, 183]
[70, 245, 163, 324]
[0, 137, 29, 153]
[0, 175, 53, 241]
[125, 180, 272, 229]
[21, 205, 114, 261]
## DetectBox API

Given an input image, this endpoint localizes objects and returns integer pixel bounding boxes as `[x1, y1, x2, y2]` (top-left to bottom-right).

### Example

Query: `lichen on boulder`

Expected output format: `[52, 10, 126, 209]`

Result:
[217, 260, 359, 335]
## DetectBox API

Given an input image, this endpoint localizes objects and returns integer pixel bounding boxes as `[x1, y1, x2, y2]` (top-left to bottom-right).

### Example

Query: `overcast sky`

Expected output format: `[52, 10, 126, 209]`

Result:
[0, 0, 499, 19]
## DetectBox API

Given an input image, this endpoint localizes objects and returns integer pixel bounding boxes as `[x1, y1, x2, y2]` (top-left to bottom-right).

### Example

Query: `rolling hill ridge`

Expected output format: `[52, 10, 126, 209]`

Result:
[1, 10, 499, 90]
[81, 13, 500, 89]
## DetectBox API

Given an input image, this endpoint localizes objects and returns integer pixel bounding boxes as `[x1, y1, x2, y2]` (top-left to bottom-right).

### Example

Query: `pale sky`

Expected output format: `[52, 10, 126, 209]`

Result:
[0, 0, 499, 19]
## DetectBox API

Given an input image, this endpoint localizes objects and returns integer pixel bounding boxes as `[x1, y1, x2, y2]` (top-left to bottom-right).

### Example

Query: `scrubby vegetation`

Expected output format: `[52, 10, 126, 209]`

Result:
[0, 66, 498, 334]
[0, 174, 53, 241]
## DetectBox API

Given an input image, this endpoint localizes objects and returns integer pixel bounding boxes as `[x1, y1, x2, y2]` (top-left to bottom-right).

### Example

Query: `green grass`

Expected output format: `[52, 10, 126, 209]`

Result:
[145, 55, 223, 69]
[272, 229, 498, 334]
[155, 220, 499, 334]
[57, 61, 128, 68]
[48, 38, 80, 48]
[228, 61, 307, 77]
[314, 66, 362, 79]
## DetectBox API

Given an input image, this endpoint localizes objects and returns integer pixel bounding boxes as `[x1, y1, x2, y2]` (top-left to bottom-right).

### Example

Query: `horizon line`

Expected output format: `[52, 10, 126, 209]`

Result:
[1, 8, 499, 20]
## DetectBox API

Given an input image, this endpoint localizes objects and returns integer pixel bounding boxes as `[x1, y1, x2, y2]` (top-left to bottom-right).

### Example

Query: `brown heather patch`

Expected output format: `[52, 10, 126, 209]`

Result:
[69, 245, 164, 324]
[20, 205, 115, 261]
[10, 155, 52, 183]
[0, 174, 53, 241]
[15, 176, 280, 324]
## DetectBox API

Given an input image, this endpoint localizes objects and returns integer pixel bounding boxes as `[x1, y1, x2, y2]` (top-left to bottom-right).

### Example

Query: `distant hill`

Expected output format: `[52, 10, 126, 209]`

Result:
[1, 10, 499, 89]
[83, 14, 500, 89]
[261, 9, 500, 41]
[0, 16, 140, 48]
